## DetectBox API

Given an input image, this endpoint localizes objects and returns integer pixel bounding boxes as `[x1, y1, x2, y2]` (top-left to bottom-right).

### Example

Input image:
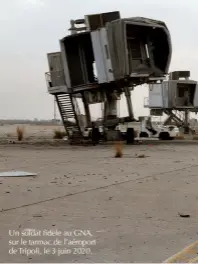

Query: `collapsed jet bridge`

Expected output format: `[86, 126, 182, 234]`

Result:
[45, 11, 172, 142]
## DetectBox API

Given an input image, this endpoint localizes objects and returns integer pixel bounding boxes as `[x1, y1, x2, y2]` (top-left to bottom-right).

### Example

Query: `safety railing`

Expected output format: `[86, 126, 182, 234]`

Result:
[45, 70, 66, 89]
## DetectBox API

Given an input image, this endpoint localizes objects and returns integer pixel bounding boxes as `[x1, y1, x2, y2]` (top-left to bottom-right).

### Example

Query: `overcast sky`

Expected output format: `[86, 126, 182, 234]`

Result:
[0, 0, 198, 120]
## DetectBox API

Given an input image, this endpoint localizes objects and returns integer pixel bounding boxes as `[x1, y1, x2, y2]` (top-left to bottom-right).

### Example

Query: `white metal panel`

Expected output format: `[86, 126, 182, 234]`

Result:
[193, 84, 198, 107]
[48, 85, 67, 94]
[47, 52, 62, 71]
[162, 81, 169, 108]
[99, 28, 114, 82]
[60, 40, 71, 89]
[149, 83, 163, 108]
[91, 30, 107, 83]
[47, 52, 68, 94]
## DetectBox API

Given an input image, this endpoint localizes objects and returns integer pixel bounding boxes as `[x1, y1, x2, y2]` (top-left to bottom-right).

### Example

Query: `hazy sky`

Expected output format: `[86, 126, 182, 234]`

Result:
[1, 0, 198, 120]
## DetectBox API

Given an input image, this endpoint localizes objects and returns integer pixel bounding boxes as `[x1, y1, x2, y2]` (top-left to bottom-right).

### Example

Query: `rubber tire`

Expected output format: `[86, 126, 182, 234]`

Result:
[159, 132, 170, 140]
[126, 128, 135, 144]
[139, 132, 149, 138]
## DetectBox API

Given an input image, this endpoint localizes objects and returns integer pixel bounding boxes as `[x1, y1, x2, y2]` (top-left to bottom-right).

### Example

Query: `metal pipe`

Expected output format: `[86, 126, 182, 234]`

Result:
[124, 87, 134, 120]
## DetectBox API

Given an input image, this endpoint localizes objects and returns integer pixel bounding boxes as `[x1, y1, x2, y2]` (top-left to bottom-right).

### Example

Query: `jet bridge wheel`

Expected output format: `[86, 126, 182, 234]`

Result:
[159, 131, 170, 140]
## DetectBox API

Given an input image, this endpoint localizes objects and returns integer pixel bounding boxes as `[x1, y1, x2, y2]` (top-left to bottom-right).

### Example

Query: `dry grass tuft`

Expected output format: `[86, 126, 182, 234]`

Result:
[114, 141, 123, 158]
[175, 133, 185, 140]
[192, 135, 198, 140]
[16, 126, 25, 141]
[53, 129, 67, 139]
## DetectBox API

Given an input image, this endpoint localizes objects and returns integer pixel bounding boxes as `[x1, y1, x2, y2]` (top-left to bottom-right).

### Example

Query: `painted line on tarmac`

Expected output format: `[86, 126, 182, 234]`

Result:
[164, 241, 198, 263]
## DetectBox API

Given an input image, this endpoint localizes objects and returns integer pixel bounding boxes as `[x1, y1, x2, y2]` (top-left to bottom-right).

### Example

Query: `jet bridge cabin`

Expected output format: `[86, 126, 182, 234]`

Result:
[59, 12, 172, 93]
[146, 71, 198, 109]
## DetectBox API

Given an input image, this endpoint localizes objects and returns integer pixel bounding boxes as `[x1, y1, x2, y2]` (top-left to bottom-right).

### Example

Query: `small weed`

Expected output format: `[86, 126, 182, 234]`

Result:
[175, 134, 185, 140]
[16, 126, 25, 141]
[53, 129, 67, 139]
[114, 141, 123, 158]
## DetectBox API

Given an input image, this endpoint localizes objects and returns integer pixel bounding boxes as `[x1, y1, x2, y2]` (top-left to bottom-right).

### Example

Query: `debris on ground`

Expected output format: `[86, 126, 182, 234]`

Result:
[33, 214, 43, 218]
[135, 154, 147, 158]
[178, 213, 190, 218]
[0, 171, 37, 177]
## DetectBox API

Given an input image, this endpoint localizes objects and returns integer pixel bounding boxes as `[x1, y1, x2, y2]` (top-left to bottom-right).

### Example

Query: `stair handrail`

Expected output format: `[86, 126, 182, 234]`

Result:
[72, 97, 84, 133]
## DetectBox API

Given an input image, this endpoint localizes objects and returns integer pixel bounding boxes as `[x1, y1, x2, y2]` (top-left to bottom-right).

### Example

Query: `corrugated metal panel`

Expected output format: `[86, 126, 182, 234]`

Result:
[85, 11, 120, 31]
[60, 40, 71, 89]
[47, 52, 66, 87]
[106, 19, 126, 80]
[193, 84, 198, 107]
[91, 30, 107, 83]
[99, 28, 114, 82]
[168, 81, 177, 108]
[162, 81, 169, 108]
[149, 83, 163, 107]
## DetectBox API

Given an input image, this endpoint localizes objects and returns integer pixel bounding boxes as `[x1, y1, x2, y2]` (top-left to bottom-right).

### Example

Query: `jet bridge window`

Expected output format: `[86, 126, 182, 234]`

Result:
[177, 83, 196, 106]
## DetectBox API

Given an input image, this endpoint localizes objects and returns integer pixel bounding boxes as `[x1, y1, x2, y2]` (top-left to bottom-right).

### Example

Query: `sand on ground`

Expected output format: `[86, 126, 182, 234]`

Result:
[0, 141, 198, 262]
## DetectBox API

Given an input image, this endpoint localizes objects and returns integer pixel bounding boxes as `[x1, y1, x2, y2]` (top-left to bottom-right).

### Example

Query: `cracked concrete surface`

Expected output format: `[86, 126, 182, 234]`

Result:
[0, 143, 198, 262]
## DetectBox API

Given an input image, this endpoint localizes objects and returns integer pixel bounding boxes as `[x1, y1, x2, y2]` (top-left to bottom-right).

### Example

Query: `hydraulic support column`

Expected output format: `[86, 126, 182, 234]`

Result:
[82, 92, 91, 127]
[124, 87, 134, 121]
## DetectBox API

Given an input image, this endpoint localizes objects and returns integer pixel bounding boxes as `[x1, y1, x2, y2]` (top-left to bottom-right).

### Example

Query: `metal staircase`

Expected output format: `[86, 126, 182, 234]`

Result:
[55, 94, 83, 143]
[164, 109, 194, 133]
[164, 110, 184, 126]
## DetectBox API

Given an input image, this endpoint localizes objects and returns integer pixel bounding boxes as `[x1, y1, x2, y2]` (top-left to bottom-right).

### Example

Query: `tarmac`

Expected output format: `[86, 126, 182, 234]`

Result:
[0, 142, 198, 262]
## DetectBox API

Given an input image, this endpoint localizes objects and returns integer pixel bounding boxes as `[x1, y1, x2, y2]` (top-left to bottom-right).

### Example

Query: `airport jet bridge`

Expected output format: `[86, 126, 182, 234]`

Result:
[144, 71, 198, 133]
[45, 11, 172, 143]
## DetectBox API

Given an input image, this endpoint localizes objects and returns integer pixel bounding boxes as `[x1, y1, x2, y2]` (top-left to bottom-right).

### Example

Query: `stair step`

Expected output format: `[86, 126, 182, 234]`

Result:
[60, 102, 72, 104]
[61, 106, 73, 110]
[61, 113, 75, 116]
[61, 110, 74, 113]
[59, 99, 71, 102]
[58, 96, 70, 98]
[56, 94, 83, 142]
[60, 105, 73, 108]
[61, 112, 74, 115]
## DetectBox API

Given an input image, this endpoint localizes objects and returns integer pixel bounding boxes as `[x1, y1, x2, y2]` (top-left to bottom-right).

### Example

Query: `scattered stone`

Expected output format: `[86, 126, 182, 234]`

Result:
[33, 214, 43, 218]
[5, 191, 10, 194]
[136, 154, 147, 158]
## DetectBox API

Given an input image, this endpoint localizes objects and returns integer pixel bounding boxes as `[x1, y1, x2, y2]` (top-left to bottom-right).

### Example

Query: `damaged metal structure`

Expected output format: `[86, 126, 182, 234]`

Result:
[144, 70, 198, 133]
[45, 11, 172, 142]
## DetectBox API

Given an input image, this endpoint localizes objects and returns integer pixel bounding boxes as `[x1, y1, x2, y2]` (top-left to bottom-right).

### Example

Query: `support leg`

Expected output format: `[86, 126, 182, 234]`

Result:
[82, 93, 91, 127]
[184, 109, 189, 134]
[124, 87, 134, 120]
